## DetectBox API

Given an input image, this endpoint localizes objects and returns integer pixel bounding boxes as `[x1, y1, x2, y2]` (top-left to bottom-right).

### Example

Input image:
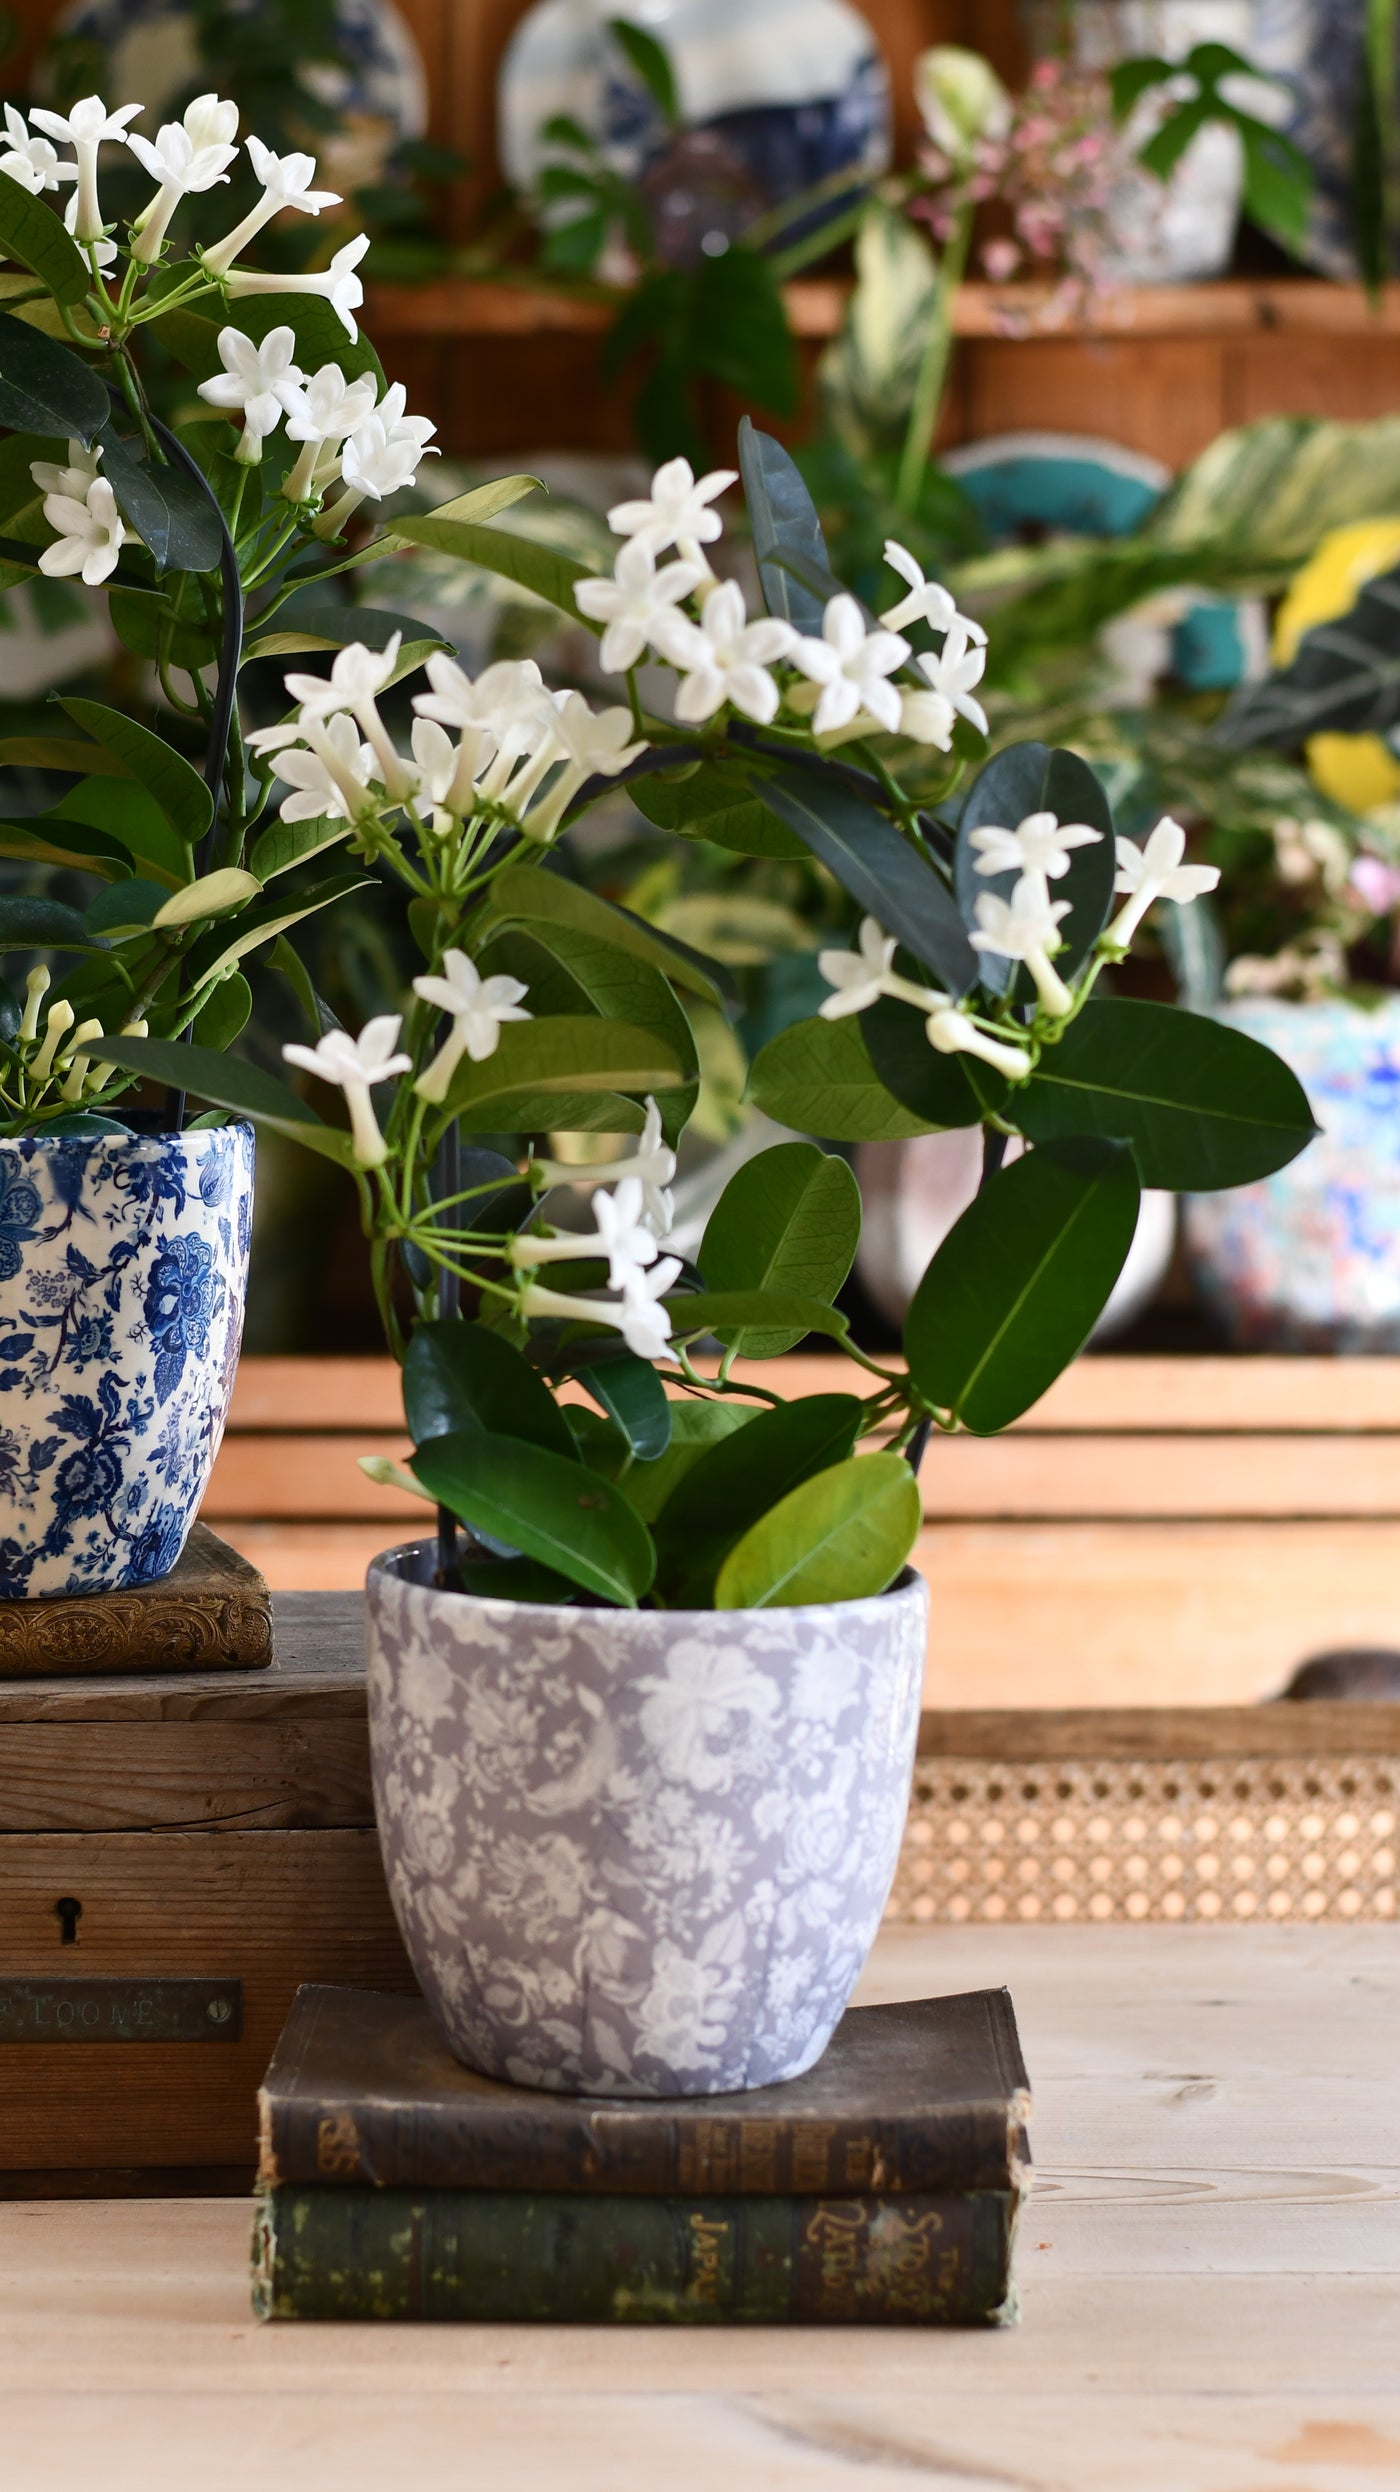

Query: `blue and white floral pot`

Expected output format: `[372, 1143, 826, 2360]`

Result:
[0, 1124, 254, 1599]
[1182, 997, 1400, 1351]
[366, 1544, 927, 2095]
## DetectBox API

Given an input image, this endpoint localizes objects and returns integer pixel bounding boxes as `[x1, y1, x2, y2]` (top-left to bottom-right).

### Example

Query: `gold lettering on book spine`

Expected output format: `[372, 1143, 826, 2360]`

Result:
[686, 2210, 729, 2304]
[316, 2112, 362, 2176]
[803, 2200, 947, 2319]
[790, 2122, 836, 2193]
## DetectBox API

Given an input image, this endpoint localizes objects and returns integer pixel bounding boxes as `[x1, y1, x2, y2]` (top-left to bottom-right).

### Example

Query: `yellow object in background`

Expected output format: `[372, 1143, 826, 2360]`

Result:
[1273, 520, 1400, 812]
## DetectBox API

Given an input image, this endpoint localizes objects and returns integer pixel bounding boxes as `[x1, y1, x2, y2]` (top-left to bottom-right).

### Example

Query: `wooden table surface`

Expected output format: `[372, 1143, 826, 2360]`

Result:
[3, 1924, 1397, 2492]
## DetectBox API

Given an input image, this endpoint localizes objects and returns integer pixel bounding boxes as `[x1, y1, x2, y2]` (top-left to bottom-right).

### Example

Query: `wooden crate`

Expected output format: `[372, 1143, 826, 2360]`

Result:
[207, 1355, 1400, 1711]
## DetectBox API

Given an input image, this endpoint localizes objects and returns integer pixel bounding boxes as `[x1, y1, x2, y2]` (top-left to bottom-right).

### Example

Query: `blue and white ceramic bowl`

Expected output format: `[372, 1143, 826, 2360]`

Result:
[499, 0, 891, 263]
[0, 1123, 254, 1599]
[1182, 997, 1400, 1351]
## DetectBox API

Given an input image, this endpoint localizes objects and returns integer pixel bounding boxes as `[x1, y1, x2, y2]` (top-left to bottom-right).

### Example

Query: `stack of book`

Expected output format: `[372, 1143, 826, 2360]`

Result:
[253, 1983, 1031, 2324]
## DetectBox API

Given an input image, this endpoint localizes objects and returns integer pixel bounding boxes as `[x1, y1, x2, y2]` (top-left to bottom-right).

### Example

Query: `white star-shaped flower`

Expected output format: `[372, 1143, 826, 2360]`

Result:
[0, 104, 66, 195]
[38, 474, 126, 587]
[969, 810, 1104, 882]
[879, 539, 988, 642]
[897, 686, 956, 748]
[790, 593, 910, 735]
[254, 712, 378, 824]
[284, 634, 413, 801]
[574, 536, 704, 674]
[412, 948, 532, 1102]
[283, 1017, 411, 1168]
[531, 1096, 677, 1236]
[197, 324, 306, 465]
[1106, 815, 1221, 949]
[127, 116, 238, 262]
[817, 915, 947, 1020]
[517, 693, 647, 844]
[202, 137, 341, 275]
[29, 93, 140, 238]
[227, 232, 371, 342]
[917, 622, 989, 737]
[608, 455, 737, 558]
[30, 438, 101, 502]
[652, 579, 796, 726]
[970, 875, 1074, 1016]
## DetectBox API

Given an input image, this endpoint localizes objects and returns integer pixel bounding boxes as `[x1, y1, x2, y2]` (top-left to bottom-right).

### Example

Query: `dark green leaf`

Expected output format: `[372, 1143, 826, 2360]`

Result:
[57, 699, 210, 847]
[690, 251, 797, 414]
[0, 813, 130, 877]
[714, 1451, 921, 1609]
[0, 895, 103, 951]
[955, 740, 1116, 989]
[1238, 121, 1312, 253]
[652, 1393, 864, 1604]
[1110, 55, 1174, 116]
[184, 870, 372, 985]
[484, 923, 697, 1146]
[84, 877, 168, 937]
[904, 1138, 1140, 1434]
[155, 292, 385, 393]
[0, 170, 91, 306]
[52, 773, 188, 883]
[1012, 997, 1319, 1190]
[411, 1428, 655, 1606]
[442, 1015, 684, 1122]
[608, 15, 678, 118]
[1138, 94, 1213, 182]
[619, 1398, 756, 1524]
[572, 1347, 673, 1459]
[665, 1286, 849, 1348]
[0, 308, 108, 443]
[738, 416, 831, 632]
[859, 994, 992, 1128]
[758, 763, 976, 997]
[457, 1551, 597, 1605]
[403, 1320, 578, 1461]
[96, 423, 223, 574]
[91, 1036, 354, 1165]
[633, 757, 805, 858]
[1217, 560, 1400, 748]
[249, 813, 351, 881]
[748, 1010, 942, 1140]
[109, 584, 219, 673]
[474, 863, 725, 1007]
[191, 972, 252, 1051]
[699, 1141, 860, 1355]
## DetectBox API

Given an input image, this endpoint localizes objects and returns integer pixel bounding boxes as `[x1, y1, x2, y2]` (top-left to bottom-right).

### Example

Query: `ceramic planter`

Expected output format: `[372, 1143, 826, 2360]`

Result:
[366, 1542, 927, 2096]
[1182, 996, 1399, 1350]
[0, 1123, 254, 1598]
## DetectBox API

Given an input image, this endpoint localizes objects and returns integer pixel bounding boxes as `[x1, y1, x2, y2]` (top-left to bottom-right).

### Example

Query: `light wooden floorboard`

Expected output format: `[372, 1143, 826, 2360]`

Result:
[2, 1927, 1398, 2491]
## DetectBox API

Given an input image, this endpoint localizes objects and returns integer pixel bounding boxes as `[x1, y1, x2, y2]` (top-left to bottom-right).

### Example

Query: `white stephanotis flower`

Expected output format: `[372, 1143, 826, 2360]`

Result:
[29, 93, 140, 238]
[1106, 815, 1221, 949]
[879, 539, 987, 643]
[127, 116, 238, 262]
[197, 324, 306, 464]
[923, 1007, 1033, 1081]
[817, 916, 948, 1020]
[202, 136, 340, 275]
[315, 377, 437, 533]
[608, 455, 737, 562]
[283, 1016, 411, 1168]
[516, 692, 646, 845]
[0, 104, 66, 195]
[532, 1096, 677, 1237]
[969, 810, 1104, 883]
[790, 594, 910, 735]
[38, 473, 126, 586]
[897, 686, 956, 748]
[62, 184, 116, 271]
[517, 1253, 682, 1363]
[30, 438, 102, 502]
[183, 94, 240, 154]
[652, 580, 796, 726]
[284, 635, 412, 800]
[917, 621, 989, 737]
[281, 362, 380, 500]
[227, 232, 371, 342]
[413, 654, 552, 803]
[511, 1176, 660, 1294]
[970, 874, 1074, 1017]
[412, 948, 532, 1102]
[250, 711, 378, 824]
[573, 537, 704, 674]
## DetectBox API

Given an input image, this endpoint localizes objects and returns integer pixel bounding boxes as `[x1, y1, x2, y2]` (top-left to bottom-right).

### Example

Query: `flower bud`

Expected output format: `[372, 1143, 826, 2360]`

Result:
[914, 46, 1011, 163]
[18, 965, 50, 1044]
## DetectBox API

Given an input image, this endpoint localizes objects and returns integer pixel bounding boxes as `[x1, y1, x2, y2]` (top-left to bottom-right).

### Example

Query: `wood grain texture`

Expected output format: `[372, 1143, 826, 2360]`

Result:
[0, 1527, 272, 1680]
[0, 1832, 414, 2171]
[0, 1722, 374, 1833]
[0, 1594, 365, 1721]
[1, 1927, 1397, 2492]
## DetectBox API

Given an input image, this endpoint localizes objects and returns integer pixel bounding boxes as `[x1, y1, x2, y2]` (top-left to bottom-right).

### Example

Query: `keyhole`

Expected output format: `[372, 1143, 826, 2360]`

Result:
[53, 1897, 82, 1946]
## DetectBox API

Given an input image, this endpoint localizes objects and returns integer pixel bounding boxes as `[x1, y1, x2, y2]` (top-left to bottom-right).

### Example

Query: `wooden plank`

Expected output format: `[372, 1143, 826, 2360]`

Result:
[0, 1723, 373, 1833]
[0, 1595, 365, 1722]
[917, 1702, 1400, 1759]
[918, 1430, 1400, 1517]
[0, 1832, 414, 2171]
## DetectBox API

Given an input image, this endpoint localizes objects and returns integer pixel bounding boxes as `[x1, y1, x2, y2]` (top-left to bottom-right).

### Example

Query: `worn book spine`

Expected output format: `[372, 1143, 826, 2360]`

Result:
[252, 2185, 1019, 2325]
[0, 1523, 273, 1678]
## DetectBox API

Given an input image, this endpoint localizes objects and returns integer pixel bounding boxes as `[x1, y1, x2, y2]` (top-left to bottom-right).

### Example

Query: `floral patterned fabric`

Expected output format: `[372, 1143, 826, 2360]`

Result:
[366, 1544, 927, 2096]
[0, 1125, 253, 1598]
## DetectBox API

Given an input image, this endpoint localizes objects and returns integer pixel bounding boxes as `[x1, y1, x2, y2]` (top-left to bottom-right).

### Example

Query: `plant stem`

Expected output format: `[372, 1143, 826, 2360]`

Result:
[895, 194, 973, 517]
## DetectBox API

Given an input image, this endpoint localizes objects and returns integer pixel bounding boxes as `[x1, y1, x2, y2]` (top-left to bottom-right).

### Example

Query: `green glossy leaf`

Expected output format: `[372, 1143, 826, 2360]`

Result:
[0, 813, 130, 877]
[616, 1398, 755, 1525]
[665, 1287, 850, 1348]
[403, 1320, 578, 1461]
[53, 774, 187, 884]
[154, 868, 261, 927]
[0, 308, 108, 443]
[0, 895, 102, 951]
[96, 423, 222, 574]
[714, 1451, 921, 1609]
[475, 863, 725, 1007]
[652, 1393, 864, 1604]
[109, 583, 219, 673]
[442, 1015, 684, 1122]
[0, 734, 126, 777]
[757, 764, 977, 997]
[738, 416, 832, 633]
[57, 700, 210, 847]
[84, 877, 168, 937]
[0, 170, 90, 306]
[90, 1036, 355, 1165]
[189, 871, 371, 985]
[1013, 998, 1319, 1190]
[0, 429, 57, 544]
[249, 812, 352, 881]
[483, 922, 697, 1146]
[571, 1348, 673, 1459]
[607, 14, 678, 117]
[191, 971, 252, 1051]
[410, 1429, 655, 1606]
[955, 740, 1116, 988]
[155, 292, 386, 393]
[392, 516, 593, 621]
[477, 1089, 649, 1137]
[904, 1138, 1140, 1434]
[859, 995, 991, 1129]
[748, 1011, 942, 1140]
[699, 1140, 860, 1356]
[457, 1551, 598, 1605]
[632, 757, 804, 859]
[243, 604, 449, 664]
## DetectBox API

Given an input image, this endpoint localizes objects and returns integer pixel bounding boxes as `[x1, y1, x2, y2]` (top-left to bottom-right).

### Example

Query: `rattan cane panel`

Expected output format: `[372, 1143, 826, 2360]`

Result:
[885, 1754, 1400, 1923]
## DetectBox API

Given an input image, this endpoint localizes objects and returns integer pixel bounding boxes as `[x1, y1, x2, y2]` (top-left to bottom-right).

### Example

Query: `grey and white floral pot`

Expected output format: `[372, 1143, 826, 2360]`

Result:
[366, 1543, 927, 2096]
[0, 1123, 254, 1599]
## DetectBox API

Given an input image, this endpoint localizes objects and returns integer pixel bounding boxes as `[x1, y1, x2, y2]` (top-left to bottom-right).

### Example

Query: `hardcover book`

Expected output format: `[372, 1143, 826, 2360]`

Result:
[258, 1984, 1031, 2198]
[0, 1524, 272, 1677]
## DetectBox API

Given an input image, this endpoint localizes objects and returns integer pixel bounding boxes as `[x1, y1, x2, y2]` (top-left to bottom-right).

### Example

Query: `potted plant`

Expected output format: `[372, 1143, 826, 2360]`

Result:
[0, 83, 443, 1591]
[102, 338, 1317, 2084]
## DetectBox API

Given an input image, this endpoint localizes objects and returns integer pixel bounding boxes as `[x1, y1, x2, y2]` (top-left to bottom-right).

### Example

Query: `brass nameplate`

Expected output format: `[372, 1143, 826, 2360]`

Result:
[0, 1978, 242, 2042]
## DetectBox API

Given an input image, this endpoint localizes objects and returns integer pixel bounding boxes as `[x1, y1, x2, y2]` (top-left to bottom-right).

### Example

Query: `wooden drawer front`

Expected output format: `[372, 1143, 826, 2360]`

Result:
[0, 1832, 415, 2172]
